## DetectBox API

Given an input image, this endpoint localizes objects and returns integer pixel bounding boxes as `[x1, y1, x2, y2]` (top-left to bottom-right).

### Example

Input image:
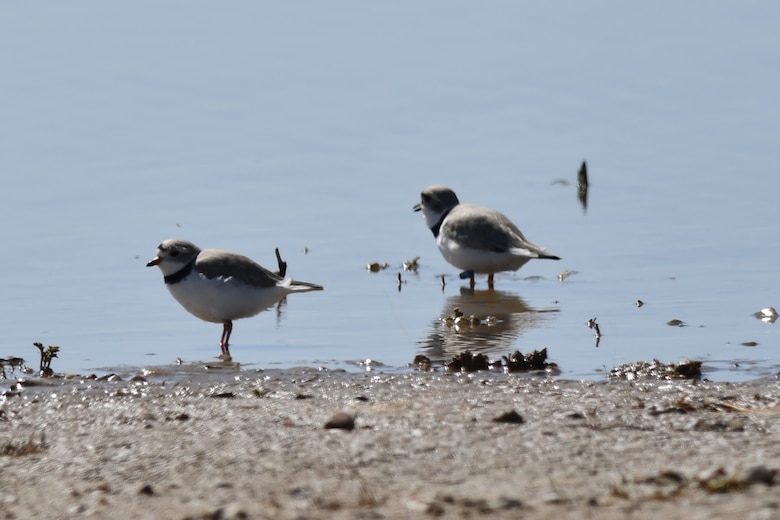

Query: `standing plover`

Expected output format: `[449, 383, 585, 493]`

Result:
[414, 185, 560, 287]
[147, 239, 322, 358]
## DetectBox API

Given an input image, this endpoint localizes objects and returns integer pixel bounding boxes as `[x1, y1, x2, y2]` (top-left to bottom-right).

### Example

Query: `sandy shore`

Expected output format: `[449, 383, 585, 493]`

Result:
[1, 366, 779, 519]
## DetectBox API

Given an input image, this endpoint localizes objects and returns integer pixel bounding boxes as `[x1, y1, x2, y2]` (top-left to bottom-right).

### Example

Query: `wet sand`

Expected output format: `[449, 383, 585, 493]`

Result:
[1, 366, 779, 519]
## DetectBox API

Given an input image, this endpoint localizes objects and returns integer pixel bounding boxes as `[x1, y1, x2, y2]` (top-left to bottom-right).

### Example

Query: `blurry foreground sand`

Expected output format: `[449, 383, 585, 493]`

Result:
[1, 366, 779, 519]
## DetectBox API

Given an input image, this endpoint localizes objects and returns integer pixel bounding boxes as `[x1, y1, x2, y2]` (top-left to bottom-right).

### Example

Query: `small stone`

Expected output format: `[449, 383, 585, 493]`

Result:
[209, 391, 235, 399]
[94, 482, 111, 493]
[324, 411, 355, 431]
[493, 410, 524, 424]
[426, 502, 445, 516]
[492, 496, 523, 510]
[743, 464, 776, 485]
[138, 484, 154, 496]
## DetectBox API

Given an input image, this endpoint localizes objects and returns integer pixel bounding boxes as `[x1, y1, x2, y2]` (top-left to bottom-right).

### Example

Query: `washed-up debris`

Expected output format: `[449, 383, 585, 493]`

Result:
[402, 256, 420, 272]
[586, 317, 602, 347]
[667, 319, 685, 327]
[609, 359, 702, 380]
[324, 411, 355, 431]
[754, 307, 777, 324]
[33, 342, 59, 377]
[502, 348, 554, 372]
[740, 341, 758, 347]
[0, 432, 48, 457]
[446, 351, 490, 372]
[560, 269, 579, 282]
[367, 262, 388, 272]
[577, 160, 589, 212]
[493, 409, 524, 424]
[700, 465, 777, 493]
[415, 347, 557, 374]
[412, 355, 432, 371]
[639, 465, 778, 498]
[558, 269, 579, 282]
[636, 299, 644, 307]
[424, 493, 524, 516]
[586, 317, 600, 334]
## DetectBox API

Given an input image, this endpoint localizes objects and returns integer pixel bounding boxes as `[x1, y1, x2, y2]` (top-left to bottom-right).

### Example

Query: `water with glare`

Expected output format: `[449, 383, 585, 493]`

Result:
[2, 2, 779, 381]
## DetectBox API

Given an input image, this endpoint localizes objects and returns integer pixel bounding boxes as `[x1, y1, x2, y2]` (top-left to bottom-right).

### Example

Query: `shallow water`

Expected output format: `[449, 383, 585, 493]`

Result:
[1, 2, 779, 381]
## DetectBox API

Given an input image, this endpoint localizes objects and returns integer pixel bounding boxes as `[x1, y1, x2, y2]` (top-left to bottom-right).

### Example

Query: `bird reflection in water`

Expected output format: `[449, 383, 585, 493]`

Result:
[417, 288, 559, 363]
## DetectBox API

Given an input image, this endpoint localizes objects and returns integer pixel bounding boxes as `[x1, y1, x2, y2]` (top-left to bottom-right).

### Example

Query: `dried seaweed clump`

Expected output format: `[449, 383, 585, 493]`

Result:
[434, 348, 557, 374]
[412, 354, 432, 371]
[609, 359, 702, 381]
[34, 342, 59, 377]
[501, 348, 555, 373]
[446, 351, 490, 372]
[700, 465, 777, 493]
[0, 433, 48, 457]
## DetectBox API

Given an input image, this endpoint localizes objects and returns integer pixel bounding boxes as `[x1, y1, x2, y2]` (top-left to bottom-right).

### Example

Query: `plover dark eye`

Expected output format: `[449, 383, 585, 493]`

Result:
[421, 193, 431, 202]
[170, 250, 180, 257]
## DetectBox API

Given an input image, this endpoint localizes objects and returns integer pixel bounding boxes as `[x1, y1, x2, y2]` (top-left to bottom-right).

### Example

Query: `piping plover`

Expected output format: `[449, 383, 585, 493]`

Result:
[147, 239, 323, 358]
[414, 185, 560, 287]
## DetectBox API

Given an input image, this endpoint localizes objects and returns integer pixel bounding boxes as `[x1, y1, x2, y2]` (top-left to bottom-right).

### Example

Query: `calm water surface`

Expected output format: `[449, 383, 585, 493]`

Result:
[1, 2, 779, 381]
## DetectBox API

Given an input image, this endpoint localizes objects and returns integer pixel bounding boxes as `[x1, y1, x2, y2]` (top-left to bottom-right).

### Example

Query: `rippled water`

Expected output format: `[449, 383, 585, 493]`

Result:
[2, 2, 779, 381]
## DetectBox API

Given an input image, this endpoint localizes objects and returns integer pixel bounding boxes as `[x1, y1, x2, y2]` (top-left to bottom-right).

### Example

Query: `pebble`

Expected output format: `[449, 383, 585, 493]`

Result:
[492, 410, 524, 424]
[324, 411, 355, 430]
[743, 464, 776, 485]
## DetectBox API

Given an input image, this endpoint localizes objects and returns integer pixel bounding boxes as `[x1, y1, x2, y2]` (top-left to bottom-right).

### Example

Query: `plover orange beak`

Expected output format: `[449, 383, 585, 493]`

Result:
[146, 257, 161, 267]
